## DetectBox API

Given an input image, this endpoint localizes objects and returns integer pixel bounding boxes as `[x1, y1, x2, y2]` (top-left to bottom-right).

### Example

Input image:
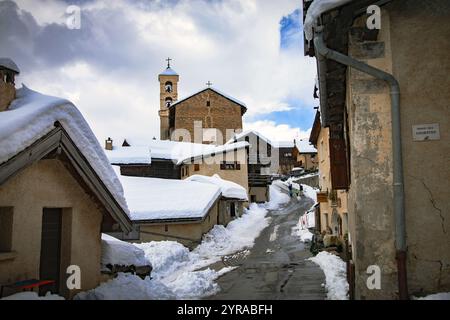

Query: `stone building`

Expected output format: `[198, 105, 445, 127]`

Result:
[0, 79, 131, 299]
[309, 111, 349, 239]
[294, 139, 318, 171]
[157, 61, 247, 144]
[303, 0, 450, 299]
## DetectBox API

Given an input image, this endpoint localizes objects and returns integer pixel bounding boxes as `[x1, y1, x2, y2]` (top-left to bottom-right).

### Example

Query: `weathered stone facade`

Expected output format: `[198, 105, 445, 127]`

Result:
[158, 72, 179, 140]
[170, 89, 244, 144]
[344, 2, 450, 299]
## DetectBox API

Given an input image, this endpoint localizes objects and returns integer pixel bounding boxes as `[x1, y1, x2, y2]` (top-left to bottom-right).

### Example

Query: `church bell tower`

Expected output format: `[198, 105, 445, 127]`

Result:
[158, 58, 179, 140]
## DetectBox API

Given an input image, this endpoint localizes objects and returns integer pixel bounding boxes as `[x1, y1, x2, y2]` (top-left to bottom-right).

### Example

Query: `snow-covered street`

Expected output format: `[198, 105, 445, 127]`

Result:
[207, 185, 326, 300]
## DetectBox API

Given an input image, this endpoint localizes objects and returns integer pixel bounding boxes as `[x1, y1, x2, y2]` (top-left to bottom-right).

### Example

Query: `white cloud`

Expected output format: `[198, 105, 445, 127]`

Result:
[244, 120, 311, 142]
[6, 0, 316, 144]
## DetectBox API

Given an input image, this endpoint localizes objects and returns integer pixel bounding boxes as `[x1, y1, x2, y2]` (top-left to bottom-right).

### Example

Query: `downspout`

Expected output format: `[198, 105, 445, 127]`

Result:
[313, 31, 408, 299]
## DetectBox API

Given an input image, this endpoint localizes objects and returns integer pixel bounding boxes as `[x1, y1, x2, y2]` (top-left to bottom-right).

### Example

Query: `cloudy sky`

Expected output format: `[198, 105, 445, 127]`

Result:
[0, 0, 317, 144]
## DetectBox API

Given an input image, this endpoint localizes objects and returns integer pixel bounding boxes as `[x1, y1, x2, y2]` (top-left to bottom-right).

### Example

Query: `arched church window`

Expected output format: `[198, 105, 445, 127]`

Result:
[165, 97, 173, 108]
[165, 81, 173, 93]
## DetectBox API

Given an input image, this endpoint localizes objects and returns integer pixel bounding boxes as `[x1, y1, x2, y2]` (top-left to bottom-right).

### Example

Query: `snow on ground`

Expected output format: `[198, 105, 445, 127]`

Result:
[75, 273, 175, 300]
[301, 184, 318, 202]
[101, 233, 149, 267]
[292, 225, 314, 242]
[0, 86, 129, 216]
[413, 292, 450, 300]
[1, 292, 65, 300]
[77, 187, 288, 300]
[309, 251, 349, 300]
[266, 183, 290, 210]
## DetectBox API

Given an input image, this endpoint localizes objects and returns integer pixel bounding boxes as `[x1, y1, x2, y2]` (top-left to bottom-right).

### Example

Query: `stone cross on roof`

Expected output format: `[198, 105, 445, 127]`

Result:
[206, 81, 213, 88]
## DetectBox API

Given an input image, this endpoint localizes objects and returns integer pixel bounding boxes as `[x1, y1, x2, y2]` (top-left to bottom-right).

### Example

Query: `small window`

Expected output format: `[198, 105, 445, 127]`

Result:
[185, 166, 189, 176]
[0, 207, 13, 252]
[165, 97, 173, 108]
[165, 81, 173, 93]
[206, 101, 210, 107]
[220, 161, 241, 170]
[165, 225, 169, 232]
[194, 164, 200, 171]
[230, 203, 236, 217]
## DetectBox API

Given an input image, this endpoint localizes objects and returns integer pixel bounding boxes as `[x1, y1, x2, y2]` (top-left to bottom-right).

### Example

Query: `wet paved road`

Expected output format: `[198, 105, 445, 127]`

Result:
[207, 191, 326, 300]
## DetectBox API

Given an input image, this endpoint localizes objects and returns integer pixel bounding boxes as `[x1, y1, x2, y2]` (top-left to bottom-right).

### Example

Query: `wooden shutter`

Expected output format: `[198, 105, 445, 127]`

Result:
[329, 138, 349, 189]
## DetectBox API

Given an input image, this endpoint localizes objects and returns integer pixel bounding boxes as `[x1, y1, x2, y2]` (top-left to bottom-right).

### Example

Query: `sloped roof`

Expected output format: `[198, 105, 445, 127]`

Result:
[113, 166, 221, 222]
[0, 86, 132, 231]
[296, 139, 317, 153]
[170, 87, 247, 110]
[0, 58, 20, 73]
[226, 130, 294, 148]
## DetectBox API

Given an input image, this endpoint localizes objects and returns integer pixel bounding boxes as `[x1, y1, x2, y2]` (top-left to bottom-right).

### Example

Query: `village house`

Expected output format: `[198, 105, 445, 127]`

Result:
[303, 0, 450, 299]
[110, 166, 248, 248]
[105, 138, 249, 193]
[293, 139, 318, 171]
[309, 111, 349, 242]
[0, 62, 132, 299]
[158, 60, 246, 144]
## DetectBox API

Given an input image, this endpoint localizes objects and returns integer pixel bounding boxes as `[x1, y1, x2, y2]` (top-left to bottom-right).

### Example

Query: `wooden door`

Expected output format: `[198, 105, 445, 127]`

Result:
[39, 208, 62, 295]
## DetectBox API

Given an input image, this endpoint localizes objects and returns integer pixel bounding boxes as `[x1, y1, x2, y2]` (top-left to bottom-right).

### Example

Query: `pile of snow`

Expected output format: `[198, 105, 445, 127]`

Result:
[186, 174, 248, 201]
[293, 227, 314, 242]
[1, 292, 64, 300]
[134, 241, 190, 278]
[304, 0, 353, 41]
[193, 203, 270, 266]
[266, 184, 290, 210]
[113, 166, 221, 221]
[0, 86, 129, 216]
[101, 234, 149, 267]
[105, 146, 151, 164]
[413, 292, 450, 300]
[309, 251, 349, 300]
[75, 273, 175, 300]
[78, 191, 281, 300]
[302, 184, 318, 202]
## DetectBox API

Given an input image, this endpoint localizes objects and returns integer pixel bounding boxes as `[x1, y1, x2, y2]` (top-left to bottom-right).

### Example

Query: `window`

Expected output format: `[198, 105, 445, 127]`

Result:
[194, 164, 200, 171]
[0, 207, 13, 253]
[164, 225, 169, 232]
[165, 81, 173, 93]
[206, 101, 210, 107]
[220, 161, 241, 170]
[230, 203, 236, 217]
[165, 97, 173, 108]
[284, 153, 292, 157]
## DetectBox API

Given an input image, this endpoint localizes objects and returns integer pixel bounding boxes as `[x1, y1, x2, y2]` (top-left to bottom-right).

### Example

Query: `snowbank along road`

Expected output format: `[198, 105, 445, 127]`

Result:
[207, 187, 326, 300]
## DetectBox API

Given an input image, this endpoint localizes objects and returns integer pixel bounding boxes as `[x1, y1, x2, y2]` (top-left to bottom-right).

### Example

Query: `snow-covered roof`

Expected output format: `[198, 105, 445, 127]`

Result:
[170, 87, 247, 109]
[105, 146, 151, 164]
[176, 141, 248, 165]
[0, 58, 20, 73]
[296, 139, 317, 153]
[275, 141, 295, 148]
[304, 0, 354, 41]
[0, 86, 130, 218]
[106, 140, 247, 166]
[186, 174, 248, 201]
[159, 67, 178, 76]
[226, 130, 295, 149]
[113, 166, 221, 222]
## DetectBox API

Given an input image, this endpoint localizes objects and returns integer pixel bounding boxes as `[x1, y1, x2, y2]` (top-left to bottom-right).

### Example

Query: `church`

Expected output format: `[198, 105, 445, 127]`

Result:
[158, 59, 247, 145]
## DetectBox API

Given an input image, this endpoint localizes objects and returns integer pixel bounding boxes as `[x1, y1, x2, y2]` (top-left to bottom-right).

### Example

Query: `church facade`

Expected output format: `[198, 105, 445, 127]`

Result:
[158, 62, 246, 144]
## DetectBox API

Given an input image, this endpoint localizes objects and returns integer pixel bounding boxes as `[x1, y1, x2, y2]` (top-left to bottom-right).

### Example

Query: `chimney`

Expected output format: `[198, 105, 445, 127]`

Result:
[105, 137, 113, 150]
[0, 58, 20, 112]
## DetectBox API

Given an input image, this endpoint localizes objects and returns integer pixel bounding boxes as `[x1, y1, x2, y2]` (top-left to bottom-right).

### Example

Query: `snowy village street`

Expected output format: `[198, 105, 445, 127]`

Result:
[208, 193, 326, 300]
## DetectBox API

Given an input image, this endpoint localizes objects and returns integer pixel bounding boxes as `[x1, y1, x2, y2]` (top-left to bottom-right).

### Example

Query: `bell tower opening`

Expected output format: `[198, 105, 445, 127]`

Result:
[158, 58, 179, 140]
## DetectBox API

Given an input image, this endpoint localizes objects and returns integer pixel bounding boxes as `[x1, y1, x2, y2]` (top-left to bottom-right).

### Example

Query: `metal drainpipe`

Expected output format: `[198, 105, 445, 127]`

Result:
[313, 31, 408, 300]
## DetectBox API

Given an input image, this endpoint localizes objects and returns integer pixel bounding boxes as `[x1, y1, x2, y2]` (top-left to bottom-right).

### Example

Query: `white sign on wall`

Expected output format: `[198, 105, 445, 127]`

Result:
[412, 123, 440, 141]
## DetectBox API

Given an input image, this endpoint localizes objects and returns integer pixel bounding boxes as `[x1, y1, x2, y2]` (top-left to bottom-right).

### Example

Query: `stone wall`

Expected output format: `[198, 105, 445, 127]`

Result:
[173, 89, 243, 144]
[346, 1, 450, 299]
